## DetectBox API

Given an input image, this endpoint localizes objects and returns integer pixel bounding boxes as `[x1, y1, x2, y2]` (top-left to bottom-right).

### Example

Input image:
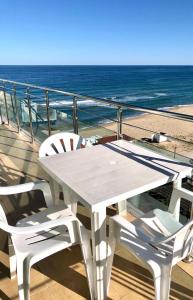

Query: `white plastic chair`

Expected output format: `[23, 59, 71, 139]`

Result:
[107, 205, 193, 300]
[1, 180, 53, 280]
[39, 132, 86, 158]
[0, 181, 94, 300]
[39, 132, 87, 210]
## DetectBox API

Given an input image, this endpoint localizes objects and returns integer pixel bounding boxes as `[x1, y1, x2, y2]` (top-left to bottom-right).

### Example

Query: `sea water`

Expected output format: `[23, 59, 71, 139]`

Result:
[0, 65, 193, 124]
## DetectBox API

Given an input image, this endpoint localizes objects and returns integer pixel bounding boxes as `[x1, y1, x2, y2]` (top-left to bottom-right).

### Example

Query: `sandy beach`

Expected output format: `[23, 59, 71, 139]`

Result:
[104, 104, 193, 159]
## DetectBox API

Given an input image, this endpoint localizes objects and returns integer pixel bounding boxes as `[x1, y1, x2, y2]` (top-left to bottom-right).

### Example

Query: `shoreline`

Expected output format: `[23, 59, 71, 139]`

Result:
[94, 103, 193, 126]
[104, 103, 193, 159]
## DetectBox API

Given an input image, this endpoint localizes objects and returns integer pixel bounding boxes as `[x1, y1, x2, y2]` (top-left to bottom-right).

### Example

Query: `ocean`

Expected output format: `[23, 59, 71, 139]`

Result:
[0, 65, 193, 124]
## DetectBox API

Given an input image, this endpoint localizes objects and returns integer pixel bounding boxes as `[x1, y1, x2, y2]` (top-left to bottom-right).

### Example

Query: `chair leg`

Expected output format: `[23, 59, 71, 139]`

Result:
[17, 256, 30, 300]
[153, 264, 172, 300]
[8, 236, 16, 279]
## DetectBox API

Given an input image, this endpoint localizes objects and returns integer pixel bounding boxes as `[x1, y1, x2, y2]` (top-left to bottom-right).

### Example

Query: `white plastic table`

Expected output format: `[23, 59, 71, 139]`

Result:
[39, 140, 192, 300]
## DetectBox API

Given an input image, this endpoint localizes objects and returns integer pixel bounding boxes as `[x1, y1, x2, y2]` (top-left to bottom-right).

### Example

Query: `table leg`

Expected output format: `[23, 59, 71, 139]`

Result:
[91, 208, 107, 300]
[62, 187, 77, 214]
[117, 200, 127, 215]
[168, 179, 182, 221]
[48, 177, 60, 205]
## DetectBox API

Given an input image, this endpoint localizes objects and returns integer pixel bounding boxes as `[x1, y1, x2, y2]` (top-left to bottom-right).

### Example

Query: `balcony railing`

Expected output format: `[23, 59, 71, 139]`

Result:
[0, 78, 193, 164]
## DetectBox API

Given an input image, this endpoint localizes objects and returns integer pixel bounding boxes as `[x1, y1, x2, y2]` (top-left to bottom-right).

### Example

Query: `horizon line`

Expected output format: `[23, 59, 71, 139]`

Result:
[0, 64, 193, 67]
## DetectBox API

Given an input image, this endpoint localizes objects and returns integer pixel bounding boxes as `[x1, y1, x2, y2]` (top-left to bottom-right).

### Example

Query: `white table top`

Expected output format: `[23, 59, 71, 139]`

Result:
[39, 140, 192, 212]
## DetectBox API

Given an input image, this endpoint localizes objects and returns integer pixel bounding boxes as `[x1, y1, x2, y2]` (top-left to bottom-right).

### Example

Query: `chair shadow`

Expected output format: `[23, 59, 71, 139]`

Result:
[28, 247, 193, 300]
[111, 253, 193, 300]
[0, 290, 11, 300]
[0, 261, 10, 280]
[34, 245, 93, 299]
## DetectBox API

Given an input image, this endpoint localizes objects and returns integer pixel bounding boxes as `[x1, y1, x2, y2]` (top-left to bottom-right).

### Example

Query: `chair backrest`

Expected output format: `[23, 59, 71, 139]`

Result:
[39, 132, 86, 158]
[160, 218, 193, 264]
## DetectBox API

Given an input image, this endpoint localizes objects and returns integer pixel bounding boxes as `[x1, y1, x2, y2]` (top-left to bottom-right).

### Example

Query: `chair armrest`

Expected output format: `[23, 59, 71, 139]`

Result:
[0, 181, 53, 207]
[112, 216, 180, 256]
[112, 215, 178, 252]
[110, 215, 160, 257]
[174, 187, 193, 204]
[111, 215, 154, 244]
[1, 215, 77, 235]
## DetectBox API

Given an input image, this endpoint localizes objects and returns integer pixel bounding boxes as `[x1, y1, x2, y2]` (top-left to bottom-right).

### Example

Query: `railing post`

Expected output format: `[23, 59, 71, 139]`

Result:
[0, 106, 2, 124]
[13, 85, 20, 133]
[3, 84, 9, 125]
[26, 88, 34, 143]
[72, 96, 78, 134]
[117, 107, 123, 140]
[10, 94, 15, 118]
[45, 90, 51, 136]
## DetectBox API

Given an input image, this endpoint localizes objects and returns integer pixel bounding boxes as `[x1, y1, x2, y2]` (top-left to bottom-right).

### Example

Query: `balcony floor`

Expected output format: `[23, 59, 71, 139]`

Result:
[0, 124, 193, 300]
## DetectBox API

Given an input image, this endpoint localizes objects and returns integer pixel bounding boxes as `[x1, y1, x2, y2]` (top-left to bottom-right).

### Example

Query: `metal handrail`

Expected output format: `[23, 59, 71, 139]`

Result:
[1, 78, 193, 123]
[0, 78, 193, 163]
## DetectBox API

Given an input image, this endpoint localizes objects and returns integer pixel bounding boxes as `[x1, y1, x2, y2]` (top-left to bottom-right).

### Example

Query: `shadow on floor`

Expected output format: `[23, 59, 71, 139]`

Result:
[112, 253, 193, 300]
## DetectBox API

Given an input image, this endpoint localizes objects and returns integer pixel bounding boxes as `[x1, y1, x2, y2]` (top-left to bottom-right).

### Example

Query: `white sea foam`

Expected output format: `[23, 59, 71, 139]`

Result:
[111, 96, 117, 100]
[118, 95, 155, 102]
[38, 94, 192, 115]
[40, 98, 113, 108]
[154, 92, 168, 97]
[38, 94, 156, 109]
[175, 104, 193, 108]
[160, 106, 173, 110]
[161, 104, 193, 110]
[75, 99, 114, 108]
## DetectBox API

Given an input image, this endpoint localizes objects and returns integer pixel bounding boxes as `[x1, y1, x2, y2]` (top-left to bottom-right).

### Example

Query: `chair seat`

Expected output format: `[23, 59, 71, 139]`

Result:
[13, 204, 76, 258]
[132, 209, 183, 244]
[16, 204, 72, 227]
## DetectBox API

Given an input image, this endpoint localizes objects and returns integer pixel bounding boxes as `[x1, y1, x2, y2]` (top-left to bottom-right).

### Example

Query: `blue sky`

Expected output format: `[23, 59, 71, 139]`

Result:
[0, 0, 193, 65]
